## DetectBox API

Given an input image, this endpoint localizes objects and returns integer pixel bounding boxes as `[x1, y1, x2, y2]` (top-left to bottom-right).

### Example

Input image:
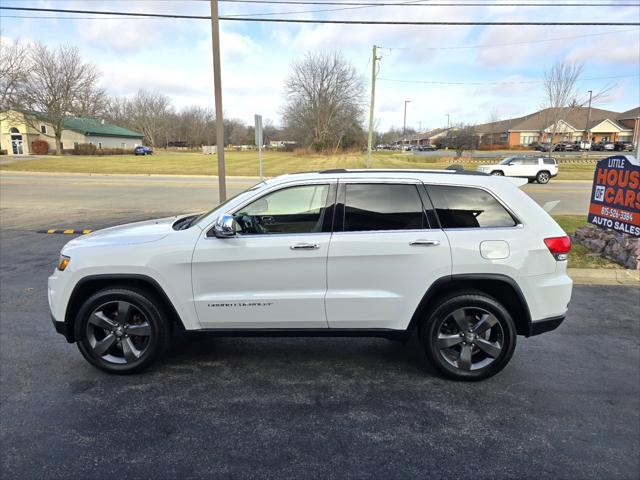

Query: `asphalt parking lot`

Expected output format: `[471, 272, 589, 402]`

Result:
[1, 217, 639, 479]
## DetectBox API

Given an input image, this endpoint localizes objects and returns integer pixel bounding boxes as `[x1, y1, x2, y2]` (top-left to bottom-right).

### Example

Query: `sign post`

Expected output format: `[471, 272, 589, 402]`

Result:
[587, 155, 640, 237]
[255, 114, 263, 180]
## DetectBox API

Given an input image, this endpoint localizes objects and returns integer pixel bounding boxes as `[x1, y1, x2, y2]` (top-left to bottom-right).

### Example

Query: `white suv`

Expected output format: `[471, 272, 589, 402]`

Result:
[476, 156, 559, 184]
[49, 169, 573, 381]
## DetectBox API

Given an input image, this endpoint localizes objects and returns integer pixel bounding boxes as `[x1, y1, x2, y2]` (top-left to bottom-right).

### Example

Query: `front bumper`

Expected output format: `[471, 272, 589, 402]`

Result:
[528, 315, 565, 336]
[51, 314, 73, 342]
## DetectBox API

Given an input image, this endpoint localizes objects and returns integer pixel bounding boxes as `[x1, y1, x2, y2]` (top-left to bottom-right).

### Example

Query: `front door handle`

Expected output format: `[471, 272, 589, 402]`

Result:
[409, 239, 440, 246]
[290, 243, 320, 250]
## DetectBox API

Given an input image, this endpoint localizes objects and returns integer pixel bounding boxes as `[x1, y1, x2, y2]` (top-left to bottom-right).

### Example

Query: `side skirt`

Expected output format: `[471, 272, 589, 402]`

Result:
[183, 328, 410, 342]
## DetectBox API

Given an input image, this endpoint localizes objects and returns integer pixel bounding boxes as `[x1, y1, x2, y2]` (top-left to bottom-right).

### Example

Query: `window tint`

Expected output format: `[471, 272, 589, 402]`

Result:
[234, 184, 330, 234]
[343, 184, 425, 231]
[510, 158, 524, 165]
[523, 158, 538, 165]
[543, 158, 557, 165]
[426, 185, 517, 229]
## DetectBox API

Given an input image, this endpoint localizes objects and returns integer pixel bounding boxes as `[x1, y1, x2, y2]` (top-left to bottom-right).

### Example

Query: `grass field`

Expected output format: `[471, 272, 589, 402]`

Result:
[552, 215, 620, 269]
[0, 150, 598, 180]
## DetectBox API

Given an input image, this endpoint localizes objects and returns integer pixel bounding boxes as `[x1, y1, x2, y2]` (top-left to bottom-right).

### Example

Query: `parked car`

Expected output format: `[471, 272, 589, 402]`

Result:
[49, 169, 572, 381]
[535, 142, 554, 152]
[134, 146, 153, 156]
[614, 141, 634, 152]
[591, 141, 615, 151]
[476, 156, 558, 184]
[576, 141, 592, 151]
[418, 144, 438, 151]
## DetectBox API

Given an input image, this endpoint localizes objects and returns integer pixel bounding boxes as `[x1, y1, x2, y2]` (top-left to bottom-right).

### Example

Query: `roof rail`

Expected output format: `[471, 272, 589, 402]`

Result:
[317, 168, 488, 176]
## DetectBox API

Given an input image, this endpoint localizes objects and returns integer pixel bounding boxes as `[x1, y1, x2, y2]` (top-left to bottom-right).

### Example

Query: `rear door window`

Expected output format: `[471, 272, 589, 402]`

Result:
[426, 185, 517, 229]
[343, 183, 426, 231]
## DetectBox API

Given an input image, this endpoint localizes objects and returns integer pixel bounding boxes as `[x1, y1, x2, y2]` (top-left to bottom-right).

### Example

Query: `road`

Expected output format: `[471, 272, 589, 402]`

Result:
[0, 225, 638, 479]
[0, 172, 591, 231]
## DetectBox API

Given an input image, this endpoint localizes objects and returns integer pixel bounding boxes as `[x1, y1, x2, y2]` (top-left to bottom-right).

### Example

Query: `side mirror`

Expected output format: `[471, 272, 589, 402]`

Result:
[212, 214, 237, 238]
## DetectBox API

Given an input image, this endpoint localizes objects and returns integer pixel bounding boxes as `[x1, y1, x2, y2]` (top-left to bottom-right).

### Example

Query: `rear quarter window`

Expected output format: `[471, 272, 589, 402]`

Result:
[543, 158, 557, 165]
[426, 185, 518, 229]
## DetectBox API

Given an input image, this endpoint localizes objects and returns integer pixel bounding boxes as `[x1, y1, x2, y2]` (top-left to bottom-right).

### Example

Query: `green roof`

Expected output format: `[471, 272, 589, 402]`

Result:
[62, 116, 143, 138]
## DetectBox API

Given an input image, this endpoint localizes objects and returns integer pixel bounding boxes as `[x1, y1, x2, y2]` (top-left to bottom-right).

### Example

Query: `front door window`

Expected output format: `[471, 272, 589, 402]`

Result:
[234, 184, 331, 234]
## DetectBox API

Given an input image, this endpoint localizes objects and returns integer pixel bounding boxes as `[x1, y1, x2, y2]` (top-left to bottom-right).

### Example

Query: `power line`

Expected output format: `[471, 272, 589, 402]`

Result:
[380, 28, 639, 50]
[1, 6, 639, 24]
[377, 73, 639, 85]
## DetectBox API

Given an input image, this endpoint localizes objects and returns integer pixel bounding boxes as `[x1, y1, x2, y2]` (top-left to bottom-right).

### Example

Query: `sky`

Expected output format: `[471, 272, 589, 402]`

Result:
[1, 0, 639, 131]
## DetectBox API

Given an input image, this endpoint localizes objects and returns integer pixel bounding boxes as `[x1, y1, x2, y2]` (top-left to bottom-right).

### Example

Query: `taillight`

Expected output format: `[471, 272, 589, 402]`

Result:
[544, 236, 571, 261]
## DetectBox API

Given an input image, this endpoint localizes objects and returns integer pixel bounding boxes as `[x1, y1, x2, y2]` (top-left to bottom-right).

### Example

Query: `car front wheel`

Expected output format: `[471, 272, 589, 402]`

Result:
[491, 171, 504, 176]
[75, 288, 171, 374]
[421, 293, 517, 381]
[536, 171, 550, 184]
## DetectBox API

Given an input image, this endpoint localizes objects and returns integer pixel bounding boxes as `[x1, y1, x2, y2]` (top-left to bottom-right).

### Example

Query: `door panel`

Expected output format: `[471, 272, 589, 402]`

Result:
[325, 181, 452, 330]
[326, 230, 451, 330]
[192, 233, 330, 328]
[191, 182, 335, 329]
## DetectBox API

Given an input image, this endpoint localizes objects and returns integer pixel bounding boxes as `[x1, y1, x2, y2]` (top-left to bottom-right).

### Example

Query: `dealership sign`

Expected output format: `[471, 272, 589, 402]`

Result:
[588, 155, 640, 237]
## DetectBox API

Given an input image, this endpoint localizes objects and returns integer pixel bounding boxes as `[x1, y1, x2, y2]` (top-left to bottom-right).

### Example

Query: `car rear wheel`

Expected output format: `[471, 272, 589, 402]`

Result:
[421, 293, 516, 381]
[75, 288, 171, 374]
[536, 171, 550, 184]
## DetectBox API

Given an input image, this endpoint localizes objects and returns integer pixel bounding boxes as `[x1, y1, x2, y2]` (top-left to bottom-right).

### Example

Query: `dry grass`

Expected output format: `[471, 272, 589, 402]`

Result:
[0, 149, 597, 180]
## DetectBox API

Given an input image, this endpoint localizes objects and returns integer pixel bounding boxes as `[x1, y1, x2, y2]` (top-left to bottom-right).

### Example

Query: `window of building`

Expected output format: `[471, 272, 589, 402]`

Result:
[98, 142, 103, 149]
[40, 125, 48, 134]
[426, 185, 517, 229]
[234, 184, 330, 235]
[343, 184, 425, 232]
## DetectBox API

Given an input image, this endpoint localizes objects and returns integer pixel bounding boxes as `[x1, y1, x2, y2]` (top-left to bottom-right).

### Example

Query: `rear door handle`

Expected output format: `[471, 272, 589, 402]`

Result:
[290, 243, 320, 250]
[409, 239, 440, 246]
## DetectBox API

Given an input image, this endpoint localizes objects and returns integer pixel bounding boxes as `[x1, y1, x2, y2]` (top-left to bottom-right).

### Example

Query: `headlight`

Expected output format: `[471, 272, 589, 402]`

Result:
[57, 255, 70, 271]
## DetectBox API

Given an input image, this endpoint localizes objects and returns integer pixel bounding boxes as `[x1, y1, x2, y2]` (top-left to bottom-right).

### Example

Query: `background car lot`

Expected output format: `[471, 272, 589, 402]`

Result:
[1, 176, 639, 479]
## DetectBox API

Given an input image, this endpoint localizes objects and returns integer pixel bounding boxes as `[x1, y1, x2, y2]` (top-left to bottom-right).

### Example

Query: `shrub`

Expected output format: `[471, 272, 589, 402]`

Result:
[0, 149, 7, 155]
[74, 143, 97, 155]
[31, 139, 49, 155]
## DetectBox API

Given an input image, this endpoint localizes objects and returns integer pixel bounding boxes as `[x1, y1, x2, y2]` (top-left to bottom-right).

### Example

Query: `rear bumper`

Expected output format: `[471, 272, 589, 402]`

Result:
[528, 315, 565, 336]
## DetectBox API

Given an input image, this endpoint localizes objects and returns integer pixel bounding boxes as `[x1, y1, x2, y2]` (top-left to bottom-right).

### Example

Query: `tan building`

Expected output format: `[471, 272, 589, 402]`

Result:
[0, 110, 143, 155]
[474, 106, 639, 148]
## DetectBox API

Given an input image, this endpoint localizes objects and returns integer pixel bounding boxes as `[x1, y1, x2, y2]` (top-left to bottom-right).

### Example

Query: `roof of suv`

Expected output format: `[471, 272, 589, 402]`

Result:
[260, 168, 524, 189]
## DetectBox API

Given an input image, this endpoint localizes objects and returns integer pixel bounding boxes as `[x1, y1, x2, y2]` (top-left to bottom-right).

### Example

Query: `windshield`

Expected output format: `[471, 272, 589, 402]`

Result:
[499, 157, 514, 165]
[192, 182, 265, 226]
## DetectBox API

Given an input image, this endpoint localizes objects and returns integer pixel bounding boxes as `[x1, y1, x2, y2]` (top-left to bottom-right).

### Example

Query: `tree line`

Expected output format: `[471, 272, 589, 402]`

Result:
[1, 40, 369, 154]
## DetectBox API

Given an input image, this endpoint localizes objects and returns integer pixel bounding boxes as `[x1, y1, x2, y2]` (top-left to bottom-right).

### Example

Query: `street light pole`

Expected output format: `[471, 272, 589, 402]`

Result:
[403, 100, 411, 137]
[210, 0, 226, 202]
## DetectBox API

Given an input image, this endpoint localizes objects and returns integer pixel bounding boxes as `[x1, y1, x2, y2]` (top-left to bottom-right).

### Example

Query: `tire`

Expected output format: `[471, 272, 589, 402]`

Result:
[536, 170, 550, 184]
[421, 293, 517, 381]
[75, 287, 171, 374]
[491, 170, 504, 176]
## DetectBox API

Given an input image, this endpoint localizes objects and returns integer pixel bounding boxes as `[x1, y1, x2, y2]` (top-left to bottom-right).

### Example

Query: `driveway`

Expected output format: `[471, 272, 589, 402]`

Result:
[0, 224, 638, 479]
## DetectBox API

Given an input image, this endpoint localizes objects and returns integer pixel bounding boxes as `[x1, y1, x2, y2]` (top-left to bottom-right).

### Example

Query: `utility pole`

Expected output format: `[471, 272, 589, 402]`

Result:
[210, 0, 226, 202]
[446, 113, 450, 129]
[366, 45, 379, 168]
[403, 100, 411, 137]
[584, 89, 593, 145]
[418, 121, 422, 131]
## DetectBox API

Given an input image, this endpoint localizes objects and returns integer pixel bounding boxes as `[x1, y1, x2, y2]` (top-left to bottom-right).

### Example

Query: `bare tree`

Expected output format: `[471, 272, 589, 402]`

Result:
[0, 38, 31, 151]
[445, 124, 477, 158]
[126, 90, 173, 147]
[282, 52, 365, 151]
[12, 43, 105, 154]
[540, 61, 583, 156]
[0, 38, 30, 113]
